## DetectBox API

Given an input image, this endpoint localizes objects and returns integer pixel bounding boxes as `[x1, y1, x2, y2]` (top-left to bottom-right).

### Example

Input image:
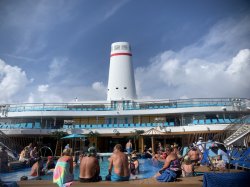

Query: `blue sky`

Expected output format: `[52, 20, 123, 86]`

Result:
[0, 0, 250, 103]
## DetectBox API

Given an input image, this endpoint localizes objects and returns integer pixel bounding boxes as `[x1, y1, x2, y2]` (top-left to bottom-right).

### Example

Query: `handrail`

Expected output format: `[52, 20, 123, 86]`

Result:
[3, 97, 249, 113]
[0, 130, 23, 156]
[39, 146, 54, 157]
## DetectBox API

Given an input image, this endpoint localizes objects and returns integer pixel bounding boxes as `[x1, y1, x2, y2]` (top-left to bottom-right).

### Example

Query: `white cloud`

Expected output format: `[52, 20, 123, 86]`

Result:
[0, 59, 29, 102]
[25, 81, 107, 103]
[135, 16, 250, 99]
[27, 91, 63, 103]
[38, 84, 49, 92]
[48, 57, 67, 80]
[103, 0, 130, 21]
[92, 81, 106, 91]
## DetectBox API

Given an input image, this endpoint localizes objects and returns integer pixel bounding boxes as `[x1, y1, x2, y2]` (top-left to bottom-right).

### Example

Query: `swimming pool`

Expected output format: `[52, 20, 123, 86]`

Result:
[0, 158, 162, 182]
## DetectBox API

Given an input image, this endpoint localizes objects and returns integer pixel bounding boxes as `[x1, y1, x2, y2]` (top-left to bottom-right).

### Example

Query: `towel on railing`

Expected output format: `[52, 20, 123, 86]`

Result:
[203, 172, 250, 187]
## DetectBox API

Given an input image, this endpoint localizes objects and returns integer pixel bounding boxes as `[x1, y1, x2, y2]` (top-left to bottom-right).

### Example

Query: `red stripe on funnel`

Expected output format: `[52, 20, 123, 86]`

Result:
[110, 53, 132, 57]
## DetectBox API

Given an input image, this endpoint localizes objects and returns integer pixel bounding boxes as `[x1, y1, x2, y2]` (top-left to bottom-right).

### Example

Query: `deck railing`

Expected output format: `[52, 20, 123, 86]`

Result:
[2, 98, 248, 113]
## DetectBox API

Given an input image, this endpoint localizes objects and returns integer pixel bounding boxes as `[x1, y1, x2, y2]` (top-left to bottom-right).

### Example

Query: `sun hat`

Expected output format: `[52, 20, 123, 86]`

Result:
[198, 137, 203, 140]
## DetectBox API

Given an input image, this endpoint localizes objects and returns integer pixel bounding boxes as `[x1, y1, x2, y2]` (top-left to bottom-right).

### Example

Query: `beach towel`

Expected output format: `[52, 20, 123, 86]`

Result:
[203, 172, 250, 187]
[53, 161, 74, 187]
[156, 169, 177, 182]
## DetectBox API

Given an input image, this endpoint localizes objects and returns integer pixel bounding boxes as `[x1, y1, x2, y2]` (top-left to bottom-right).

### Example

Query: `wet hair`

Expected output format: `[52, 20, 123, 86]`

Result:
[114, 144, 122, 151]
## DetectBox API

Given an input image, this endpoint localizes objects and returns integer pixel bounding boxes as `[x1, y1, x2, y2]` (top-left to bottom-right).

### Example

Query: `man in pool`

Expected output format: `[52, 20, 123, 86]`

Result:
[79, 147, 102, 182]
[107, 144, 130, 182]
[125, 139, 132, 154]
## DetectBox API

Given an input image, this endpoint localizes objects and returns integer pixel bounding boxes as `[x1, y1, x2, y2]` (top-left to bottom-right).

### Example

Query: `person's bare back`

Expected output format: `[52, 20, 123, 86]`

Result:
[108, 144, 130, 180]
[79, 156, 100, 179]
[111, 152, 129, 177]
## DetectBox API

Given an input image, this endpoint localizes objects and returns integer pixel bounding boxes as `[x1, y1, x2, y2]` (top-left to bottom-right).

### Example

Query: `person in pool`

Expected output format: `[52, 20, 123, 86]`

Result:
[129, 153, 139, 175]
[30, 157, 44, 177]
[79, 147, 102, 182]
[106, 144, 130, 182]
[125, 139, 132, 154]
[42, 156, 55, 173]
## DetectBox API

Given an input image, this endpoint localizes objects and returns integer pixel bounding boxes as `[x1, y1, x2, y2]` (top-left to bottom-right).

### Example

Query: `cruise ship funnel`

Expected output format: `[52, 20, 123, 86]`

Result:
[107, 42, 137, 101]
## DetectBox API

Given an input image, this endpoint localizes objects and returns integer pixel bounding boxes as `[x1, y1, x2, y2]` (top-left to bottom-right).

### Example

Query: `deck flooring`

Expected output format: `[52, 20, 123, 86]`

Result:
[17, 166, 242, 187]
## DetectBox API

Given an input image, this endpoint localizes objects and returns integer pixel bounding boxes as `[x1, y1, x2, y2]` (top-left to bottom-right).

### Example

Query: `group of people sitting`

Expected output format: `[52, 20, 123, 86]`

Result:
[19, 143, 40, 166]
[30, 156, 55, 177]
[51, 143, 142, 186]
[150, 141, 206, 181]
[19, 136, 230, 186]
[152, 137, 230, 181]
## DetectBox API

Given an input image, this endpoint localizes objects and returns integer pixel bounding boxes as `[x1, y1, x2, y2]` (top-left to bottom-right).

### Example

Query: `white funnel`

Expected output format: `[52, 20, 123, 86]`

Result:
[107, 42, 137, 101]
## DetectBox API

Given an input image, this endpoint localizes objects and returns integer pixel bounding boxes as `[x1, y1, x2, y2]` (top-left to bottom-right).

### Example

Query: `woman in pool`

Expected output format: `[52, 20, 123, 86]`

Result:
[53, 149, 74, 187]
[30, 157, 44, 177]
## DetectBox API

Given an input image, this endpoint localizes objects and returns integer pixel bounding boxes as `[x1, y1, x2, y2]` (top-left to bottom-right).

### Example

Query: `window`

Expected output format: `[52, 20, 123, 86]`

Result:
[114, 45, 120, 50]
[122, 45, 128, 50]
[124, 87, 127, 89]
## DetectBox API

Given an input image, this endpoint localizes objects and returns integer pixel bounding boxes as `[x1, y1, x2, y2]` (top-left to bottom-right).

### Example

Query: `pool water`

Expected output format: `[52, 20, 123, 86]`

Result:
[0, 158, 162, 182]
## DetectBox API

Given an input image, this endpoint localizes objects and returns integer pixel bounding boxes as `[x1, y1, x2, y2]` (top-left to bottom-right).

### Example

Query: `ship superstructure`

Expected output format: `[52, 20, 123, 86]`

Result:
[0, 42, 249, 153]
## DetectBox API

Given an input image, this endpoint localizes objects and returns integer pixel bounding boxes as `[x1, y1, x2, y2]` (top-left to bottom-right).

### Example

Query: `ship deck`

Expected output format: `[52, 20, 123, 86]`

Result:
[18, 175, 203, 187]
[17, 166, 242, 187]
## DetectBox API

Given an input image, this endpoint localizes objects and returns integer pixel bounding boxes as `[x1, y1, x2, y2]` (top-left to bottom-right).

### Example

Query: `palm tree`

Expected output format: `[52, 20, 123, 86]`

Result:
[51, 131, 68, 156]
[129, 129, 144, 151]
[87, 131, 100, 147]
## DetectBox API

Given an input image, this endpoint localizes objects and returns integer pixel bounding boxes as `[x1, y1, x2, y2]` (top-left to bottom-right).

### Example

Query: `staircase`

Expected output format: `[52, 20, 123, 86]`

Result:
[224, 124, 250, 146]
[0, 130, 23, 161]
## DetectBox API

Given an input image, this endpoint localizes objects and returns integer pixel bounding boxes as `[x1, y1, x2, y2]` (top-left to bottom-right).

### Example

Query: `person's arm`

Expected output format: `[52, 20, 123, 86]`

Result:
[147, 150, 152, 156]
[30, 151, 33, 158]
[108, 156, 113, 175]
[159, 156, 171, 172]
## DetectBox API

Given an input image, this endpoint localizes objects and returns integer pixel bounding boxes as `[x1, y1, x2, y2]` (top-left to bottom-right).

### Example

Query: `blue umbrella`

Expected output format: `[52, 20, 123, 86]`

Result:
[61, 134, 86, 153]
[61, 134, 86, 139]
